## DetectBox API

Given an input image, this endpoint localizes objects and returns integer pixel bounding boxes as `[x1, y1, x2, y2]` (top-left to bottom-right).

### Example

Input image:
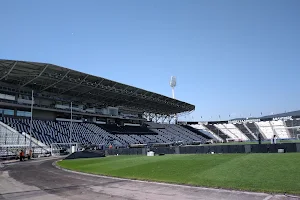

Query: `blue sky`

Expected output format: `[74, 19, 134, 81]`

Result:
[1, 0, 300, 121]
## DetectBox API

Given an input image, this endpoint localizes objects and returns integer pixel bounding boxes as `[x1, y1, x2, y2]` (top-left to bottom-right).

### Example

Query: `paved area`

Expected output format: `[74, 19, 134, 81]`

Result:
[0, 158, 298, 200]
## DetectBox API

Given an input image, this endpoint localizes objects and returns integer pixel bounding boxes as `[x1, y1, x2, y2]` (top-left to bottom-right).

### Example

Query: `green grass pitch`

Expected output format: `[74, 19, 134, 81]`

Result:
[58, 153, 300, 194]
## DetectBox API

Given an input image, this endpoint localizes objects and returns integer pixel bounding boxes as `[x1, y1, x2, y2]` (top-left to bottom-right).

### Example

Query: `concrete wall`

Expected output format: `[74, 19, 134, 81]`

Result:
[105, 143, 300, 156]
[33, 109, 56, 120]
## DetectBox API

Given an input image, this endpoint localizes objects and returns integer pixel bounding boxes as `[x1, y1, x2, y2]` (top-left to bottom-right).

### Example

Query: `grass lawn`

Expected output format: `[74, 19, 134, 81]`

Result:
[58, 153, 300, 194]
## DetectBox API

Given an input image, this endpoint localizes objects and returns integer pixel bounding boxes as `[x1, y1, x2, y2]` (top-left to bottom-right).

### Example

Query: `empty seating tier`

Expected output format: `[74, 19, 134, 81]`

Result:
[234, 123, 256, 140]
[255, 121, 275, 140]
[99, 124, 156, 135]
[181, 125, 212, 139]
[203, 124, 228, 141]
[269, 120, 290, 139]
[245, 123, 262, 139]
[285, 119, 300, 138]
[0, 117, 210, 148]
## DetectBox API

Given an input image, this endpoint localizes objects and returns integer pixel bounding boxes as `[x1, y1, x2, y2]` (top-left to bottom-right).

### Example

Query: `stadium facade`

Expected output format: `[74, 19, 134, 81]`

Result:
[0, 59, 300, 158]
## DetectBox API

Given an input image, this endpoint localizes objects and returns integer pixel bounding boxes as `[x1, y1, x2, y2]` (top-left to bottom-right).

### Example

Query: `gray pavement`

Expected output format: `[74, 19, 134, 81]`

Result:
[0, 157, 298, 200]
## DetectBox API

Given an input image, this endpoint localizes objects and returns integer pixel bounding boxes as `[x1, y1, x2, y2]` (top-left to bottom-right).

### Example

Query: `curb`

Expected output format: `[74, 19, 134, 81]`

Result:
[0, 160, 19, 166]
[1, 156, 59, 167]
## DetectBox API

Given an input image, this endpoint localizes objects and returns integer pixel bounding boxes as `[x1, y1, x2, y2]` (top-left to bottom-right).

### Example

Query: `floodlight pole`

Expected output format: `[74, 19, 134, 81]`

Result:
[169, 76, 177, 124]
[172, 88, 178, 124]
[172, 87, 175, 99]
[29, 90, 33, 150]
[69, 102, 73, 146]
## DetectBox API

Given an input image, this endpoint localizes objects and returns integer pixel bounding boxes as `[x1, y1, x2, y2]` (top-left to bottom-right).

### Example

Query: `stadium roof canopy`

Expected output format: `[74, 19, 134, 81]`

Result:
[0, 59, 195, 115]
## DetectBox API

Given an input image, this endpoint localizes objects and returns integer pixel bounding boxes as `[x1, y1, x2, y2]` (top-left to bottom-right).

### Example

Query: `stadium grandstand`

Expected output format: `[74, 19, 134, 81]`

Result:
[1, 59, 300, 158]
[0, 59, 207, 158]
[179, 114, 300, 143]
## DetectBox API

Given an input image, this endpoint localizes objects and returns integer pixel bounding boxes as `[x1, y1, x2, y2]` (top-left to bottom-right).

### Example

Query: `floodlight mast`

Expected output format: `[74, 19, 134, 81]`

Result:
[170, 76, 177, 123]
[170, 76, 176, 99]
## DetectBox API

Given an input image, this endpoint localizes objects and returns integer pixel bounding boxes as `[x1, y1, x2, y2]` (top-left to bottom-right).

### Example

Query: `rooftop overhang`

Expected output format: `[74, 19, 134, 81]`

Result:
[0, 59, 195, 115]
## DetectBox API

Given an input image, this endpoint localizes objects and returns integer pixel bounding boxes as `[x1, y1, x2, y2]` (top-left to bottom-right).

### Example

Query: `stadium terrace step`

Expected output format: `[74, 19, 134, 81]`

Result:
[181, 125, 212, 139]
[7, 116, 300, 150]
[285, 120, 300, 138]
[244, 122, 263, 139]
[234, 123, 257, 140]
[55, 121, 91, 145]
[203, 124, 228, 141]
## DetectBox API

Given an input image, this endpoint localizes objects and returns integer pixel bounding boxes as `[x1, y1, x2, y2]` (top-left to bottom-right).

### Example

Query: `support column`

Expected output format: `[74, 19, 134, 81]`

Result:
[296, 143, 300, 152]
[175, 146, 180, 154]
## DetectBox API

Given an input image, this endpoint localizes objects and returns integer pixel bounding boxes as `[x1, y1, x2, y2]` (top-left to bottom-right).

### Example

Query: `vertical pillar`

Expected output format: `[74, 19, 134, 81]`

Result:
[296, 143, 300, 153]
[175, 146, 180, 154]
[245, 145, 251, 153]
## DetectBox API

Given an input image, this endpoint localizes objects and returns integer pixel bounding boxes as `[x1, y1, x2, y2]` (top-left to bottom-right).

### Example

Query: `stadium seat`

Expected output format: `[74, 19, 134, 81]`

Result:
[3, 116, 297, 151]
[203, 124, 228, 141]
[234, 123, 257, 140]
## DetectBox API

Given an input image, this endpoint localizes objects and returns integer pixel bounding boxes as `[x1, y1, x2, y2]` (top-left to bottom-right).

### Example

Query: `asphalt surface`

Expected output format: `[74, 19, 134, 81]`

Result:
[0, 158, 298, 200]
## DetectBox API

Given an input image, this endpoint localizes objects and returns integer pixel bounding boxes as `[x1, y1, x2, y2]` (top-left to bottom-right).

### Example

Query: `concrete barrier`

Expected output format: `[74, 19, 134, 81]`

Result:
[103, 143, 300, 156]
[65, 150, 105, 160]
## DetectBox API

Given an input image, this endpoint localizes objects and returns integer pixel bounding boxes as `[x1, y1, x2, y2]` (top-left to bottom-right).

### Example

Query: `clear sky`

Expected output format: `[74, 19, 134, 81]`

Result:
[1, 0, 300, 121]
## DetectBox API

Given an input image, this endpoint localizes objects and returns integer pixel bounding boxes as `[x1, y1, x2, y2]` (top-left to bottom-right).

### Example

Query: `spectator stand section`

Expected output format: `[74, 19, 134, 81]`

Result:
[179, 115, 300, 143]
